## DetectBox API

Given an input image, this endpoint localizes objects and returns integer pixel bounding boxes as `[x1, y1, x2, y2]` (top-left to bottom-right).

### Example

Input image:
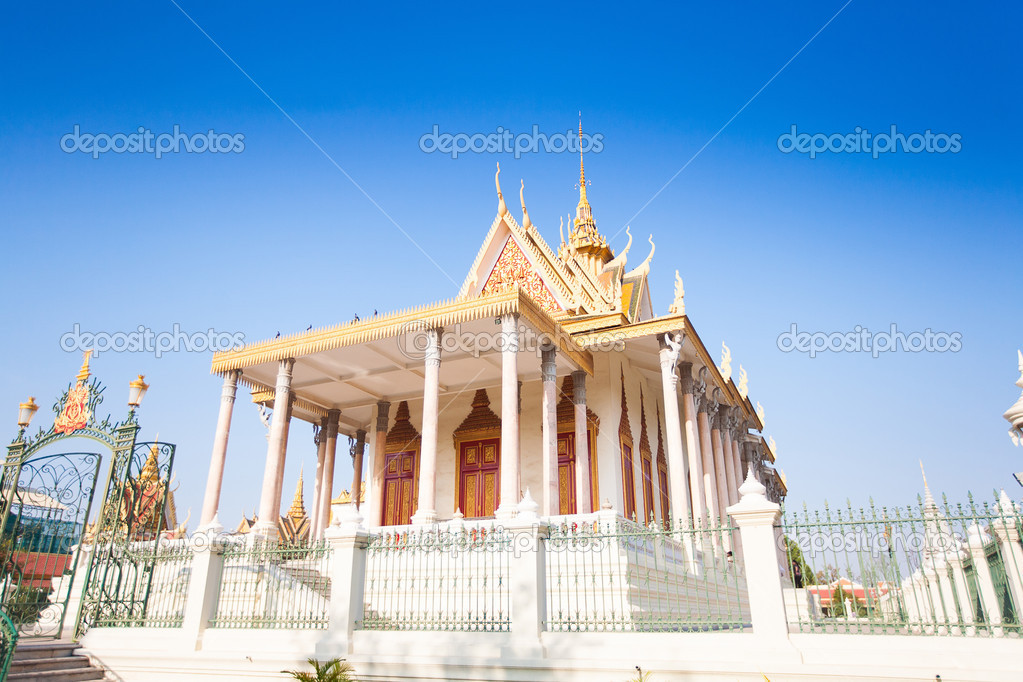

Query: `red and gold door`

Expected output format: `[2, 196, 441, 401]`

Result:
[556, 431, 597, 515]
[658, 462, 671, 524]
[381, 450, 417, 526]
[458, 438, 500, 518]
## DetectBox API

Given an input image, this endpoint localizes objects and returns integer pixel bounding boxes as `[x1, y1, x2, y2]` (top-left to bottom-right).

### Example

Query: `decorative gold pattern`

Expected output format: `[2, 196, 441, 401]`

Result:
[453, 389, 502, 440]
[55, 352, 93, 434]
[481, 238, 562, 315]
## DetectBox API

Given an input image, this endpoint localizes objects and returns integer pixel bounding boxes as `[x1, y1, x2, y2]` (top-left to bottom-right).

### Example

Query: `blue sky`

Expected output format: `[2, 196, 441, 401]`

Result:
[1, 2, 1020, 526]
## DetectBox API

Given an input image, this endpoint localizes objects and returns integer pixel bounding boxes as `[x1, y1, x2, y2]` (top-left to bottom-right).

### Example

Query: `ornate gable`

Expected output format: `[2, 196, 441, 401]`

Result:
[481, 237, 561, 315]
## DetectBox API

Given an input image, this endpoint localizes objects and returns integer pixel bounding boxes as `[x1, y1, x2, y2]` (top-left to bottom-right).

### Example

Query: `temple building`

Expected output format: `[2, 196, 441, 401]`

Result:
[199, 133, 785, 538]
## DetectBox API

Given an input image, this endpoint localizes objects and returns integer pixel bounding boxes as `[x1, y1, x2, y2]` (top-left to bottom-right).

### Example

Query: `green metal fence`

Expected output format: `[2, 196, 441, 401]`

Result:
[546, 516, 749, 632]
[210, 539, 332, 629]
[86, 540, 193, 628]
[781, 492, 1023, 637]
[361, 525, 511, 632]
[0, 611, 17, 682]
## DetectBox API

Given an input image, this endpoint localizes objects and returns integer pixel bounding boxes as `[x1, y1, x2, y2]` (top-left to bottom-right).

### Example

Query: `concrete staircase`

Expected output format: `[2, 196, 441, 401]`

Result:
[9, 641, 107, 681]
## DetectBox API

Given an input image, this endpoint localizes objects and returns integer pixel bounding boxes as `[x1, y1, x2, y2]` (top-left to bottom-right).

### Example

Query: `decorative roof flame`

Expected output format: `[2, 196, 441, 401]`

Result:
[719, 342, 732, 382]
[625, 235, 655, 279]
[495, 163, 508, 216]
[668, 270, 685, 315]
[738, 365, 749, 400]
[519, 179, 532, 229]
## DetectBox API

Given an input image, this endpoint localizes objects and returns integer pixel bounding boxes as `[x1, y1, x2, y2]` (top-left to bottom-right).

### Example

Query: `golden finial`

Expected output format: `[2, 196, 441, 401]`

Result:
[919, 459, 928, 489]
[76, 350, 93, 382]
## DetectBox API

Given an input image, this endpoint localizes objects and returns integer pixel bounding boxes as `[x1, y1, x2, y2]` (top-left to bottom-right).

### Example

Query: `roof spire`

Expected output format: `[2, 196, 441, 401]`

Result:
[288, 467, 306, 519]
[578, 112, 589, 208]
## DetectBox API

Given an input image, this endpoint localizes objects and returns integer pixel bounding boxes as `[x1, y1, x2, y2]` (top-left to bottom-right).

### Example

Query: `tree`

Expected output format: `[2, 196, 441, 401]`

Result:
[283, 658, 356, 682]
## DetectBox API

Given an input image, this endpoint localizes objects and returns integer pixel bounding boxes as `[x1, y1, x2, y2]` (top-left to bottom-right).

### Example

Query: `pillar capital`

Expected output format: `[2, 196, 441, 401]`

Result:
[326, 409, 340, 437]
[678, 361, 696, 395]
[540, 347, 557, 383]
[571, 370, 587, 405]
[375, 401, 390, 433]
[424, 328, 443, 367]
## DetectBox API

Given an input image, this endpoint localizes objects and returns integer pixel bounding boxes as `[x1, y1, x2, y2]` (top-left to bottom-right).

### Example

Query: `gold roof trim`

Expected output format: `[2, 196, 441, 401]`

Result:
[212, 288, 593, 376]
[247, 382, 329, 420]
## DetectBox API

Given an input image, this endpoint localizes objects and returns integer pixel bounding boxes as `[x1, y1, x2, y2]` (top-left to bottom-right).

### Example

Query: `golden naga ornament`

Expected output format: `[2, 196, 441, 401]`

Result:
[55, 351, 93, 434]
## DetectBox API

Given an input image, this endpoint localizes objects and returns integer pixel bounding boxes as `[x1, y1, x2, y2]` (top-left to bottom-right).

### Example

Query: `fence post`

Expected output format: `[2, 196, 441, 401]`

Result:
[503, 491, 548, 654]
[966, 523, 1003, 635]
[726, 470, 789, 641]
[319, 509, 370, 657]
[992, 491, 1023, 612]
[180, 526, 226, 650]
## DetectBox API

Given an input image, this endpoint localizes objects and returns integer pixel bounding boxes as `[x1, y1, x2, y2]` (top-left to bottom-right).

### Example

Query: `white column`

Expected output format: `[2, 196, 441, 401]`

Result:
[572, 371, 591, 514]
[696, 396, 718, 524]
[199, 369, 240, 528]
[496, 314, 520, 519]
[317, 410, 340, 537]
[721, 410, 738, 509]
[271, 395, 295, 521]
[351, 429, 367, 511]
[710, 408, 731, 525]
[731, 434, 744, 503]
[658, 334, 690, 527]
[254, 358, 294, 539]
[367, 401, 390, 527]
[541, 346, 558, 516]
[679, 363, 706, 524]
[310, 418, 328, 540]
[411, 328, 442, 525]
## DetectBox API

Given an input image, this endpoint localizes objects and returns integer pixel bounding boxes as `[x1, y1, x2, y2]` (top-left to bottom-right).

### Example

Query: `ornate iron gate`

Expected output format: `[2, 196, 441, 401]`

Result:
[0, 452, 101, 639]
[75, 439, 176, 637]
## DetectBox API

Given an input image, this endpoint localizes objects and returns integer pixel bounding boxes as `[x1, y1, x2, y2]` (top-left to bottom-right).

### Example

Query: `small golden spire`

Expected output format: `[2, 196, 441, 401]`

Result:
[76, 350, 93, 382]
[141, 438, 160, 482]
[288, 467, 306, 519]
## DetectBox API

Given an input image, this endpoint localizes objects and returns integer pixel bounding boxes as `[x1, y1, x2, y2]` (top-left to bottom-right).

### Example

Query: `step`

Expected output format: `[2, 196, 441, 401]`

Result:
[12, 642, 81, 660]
[8, 668, 106, 681]
[11, 656, 92, 673]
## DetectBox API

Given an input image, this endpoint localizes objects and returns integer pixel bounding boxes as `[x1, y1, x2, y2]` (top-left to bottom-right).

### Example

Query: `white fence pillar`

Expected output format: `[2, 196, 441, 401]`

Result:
[503, 491, 547, 655]
[180, 531, 226, 650]
[726, 470, 788, 641]
[319, 511, 370, 657]
[967, 523, 1003, 634]
[992, 491, 1023, 612]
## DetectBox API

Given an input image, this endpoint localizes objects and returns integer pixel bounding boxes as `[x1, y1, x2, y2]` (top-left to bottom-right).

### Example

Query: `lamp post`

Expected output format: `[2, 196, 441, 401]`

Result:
[16, 397, 39, 439]
[127, 375, 149, 420]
